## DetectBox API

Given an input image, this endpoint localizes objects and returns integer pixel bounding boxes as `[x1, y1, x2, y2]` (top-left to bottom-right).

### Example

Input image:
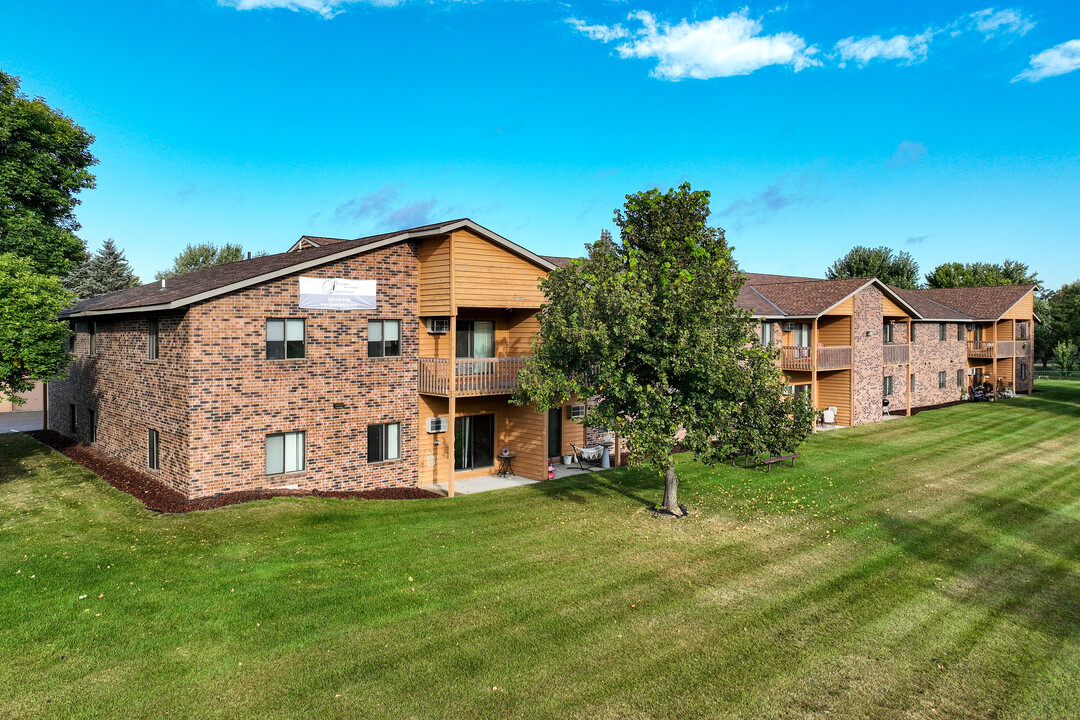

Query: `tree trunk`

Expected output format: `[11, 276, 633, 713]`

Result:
[662, 464, 683, 515]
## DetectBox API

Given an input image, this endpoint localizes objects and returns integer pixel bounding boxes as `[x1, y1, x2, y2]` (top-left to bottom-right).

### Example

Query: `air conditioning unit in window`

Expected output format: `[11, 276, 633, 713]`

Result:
[967, 368, 976, 376]
[782, 322, 795, 332]
[427, 318, 450, 334]
[567, 404, 586, 419]
[426, 417, 448, 433]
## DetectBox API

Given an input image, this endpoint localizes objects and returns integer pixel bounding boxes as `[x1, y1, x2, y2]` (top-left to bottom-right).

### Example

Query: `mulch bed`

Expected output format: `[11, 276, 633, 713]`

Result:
[22, 430, 440, 513]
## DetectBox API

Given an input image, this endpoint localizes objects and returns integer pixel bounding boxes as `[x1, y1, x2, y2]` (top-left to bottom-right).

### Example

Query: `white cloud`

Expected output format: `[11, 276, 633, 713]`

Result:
[835, 30, 935, 67]
[567, 17, 629, 43]
[1014, 39, 1080, 82]
[888, 141, 928, 167]
[968, 8, 1035, 38]
[606, 9, 820, 80]
[218, 0, 402, 19]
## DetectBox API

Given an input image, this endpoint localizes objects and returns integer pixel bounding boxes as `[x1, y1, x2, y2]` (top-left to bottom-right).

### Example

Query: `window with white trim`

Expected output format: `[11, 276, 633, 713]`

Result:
[883, 323, 894, 343]
[368, 320, 401, 358]
[266, 319, 305, 359]
[883, 376, 894, 396]
[760, 321, 773, 346]
[266, 431, 305, 475]
[957, 369, 965, 388]
[367, 422, 401, 463]
[938, 371, 947, 389]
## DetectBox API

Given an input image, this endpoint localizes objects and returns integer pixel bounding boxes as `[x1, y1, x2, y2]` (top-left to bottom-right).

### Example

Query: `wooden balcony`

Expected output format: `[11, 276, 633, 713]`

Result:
[779, 346, 852, 371]
[883, 343, 910, 365]
[418, 356, 529, 397]
[817, 345, 852, 370]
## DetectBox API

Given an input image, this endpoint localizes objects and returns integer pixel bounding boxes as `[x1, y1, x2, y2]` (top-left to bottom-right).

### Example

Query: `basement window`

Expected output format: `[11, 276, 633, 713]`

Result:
[266, 431, 305, 475]
[148, 429, 159, 470]
[367, 422, 401, 463]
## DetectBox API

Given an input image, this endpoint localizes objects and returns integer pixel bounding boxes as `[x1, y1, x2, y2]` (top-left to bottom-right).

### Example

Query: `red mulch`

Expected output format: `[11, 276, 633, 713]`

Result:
[22, 430, 440, 513]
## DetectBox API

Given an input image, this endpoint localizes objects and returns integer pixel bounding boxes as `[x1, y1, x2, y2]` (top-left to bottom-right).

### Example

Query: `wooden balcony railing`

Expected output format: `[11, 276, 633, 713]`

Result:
[967, 340, 994, 358]
[779, 346, 853, 371]
[780, 346, 812, 371]
[996, 341, 1016, 358]
[883, 343, 910, 365]
[817, 345, 852, 370]
[418, 356, 530, 397]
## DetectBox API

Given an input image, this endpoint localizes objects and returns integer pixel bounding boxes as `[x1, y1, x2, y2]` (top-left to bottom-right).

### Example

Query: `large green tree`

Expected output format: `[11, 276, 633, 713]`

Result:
[0, 71, 96, 277]
[0, 253, 73, 403]
[1033, 294, 1054, 368]
[155, 241, 265, 280]
[516, 185, 816, 516]
[64, 238, 141, 300]
[925, 260, 1039, 288]
[825, 246, 920, 289]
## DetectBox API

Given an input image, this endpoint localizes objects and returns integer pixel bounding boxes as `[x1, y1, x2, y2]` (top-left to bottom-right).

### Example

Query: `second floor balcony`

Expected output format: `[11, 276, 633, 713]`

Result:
[883, 343, 910, 365]
[780, 345, 852, 372]
[418, 356, 529, 397]
[967, 340, 1022, 358]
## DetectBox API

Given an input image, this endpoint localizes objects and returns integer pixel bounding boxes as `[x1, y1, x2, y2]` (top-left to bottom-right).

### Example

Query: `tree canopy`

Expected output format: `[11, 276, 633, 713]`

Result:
[825, 246, 920, 289]
[925, 260, 1038, 288]
[516, 184, 816, 516]
[0, 253, 74, 403]
[64, 238, 141, 301]
[155, 241, 265, 280]
[0, 71, 96, 277]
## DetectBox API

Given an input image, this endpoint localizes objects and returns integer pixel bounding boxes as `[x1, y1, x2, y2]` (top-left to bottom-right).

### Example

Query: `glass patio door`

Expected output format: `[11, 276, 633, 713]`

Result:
[455, 414, 495, 471]
[456, 321, 495, 376]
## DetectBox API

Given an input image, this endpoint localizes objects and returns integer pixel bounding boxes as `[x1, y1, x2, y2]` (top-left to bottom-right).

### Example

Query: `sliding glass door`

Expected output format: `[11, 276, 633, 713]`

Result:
[454, 414, 495, 471]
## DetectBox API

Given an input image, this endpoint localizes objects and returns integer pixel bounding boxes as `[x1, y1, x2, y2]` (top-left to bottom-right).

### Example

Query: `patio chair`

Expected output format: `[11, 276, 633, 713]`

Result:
[820, 406, 837, 428]
[570, 443, 604, 471]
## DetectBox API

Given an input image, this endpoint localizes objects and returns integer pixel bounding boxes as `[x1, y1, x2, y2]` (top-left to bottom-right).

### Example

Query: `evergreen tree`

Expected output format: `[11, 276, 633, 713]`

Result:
[64, 239, 141, 300]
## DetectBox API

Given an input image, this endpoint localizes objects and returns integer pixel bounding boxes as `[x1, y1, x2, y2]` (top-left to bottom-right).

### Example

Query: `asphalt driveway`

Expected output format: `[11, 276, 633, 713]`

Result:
[1, 411, 43, 433]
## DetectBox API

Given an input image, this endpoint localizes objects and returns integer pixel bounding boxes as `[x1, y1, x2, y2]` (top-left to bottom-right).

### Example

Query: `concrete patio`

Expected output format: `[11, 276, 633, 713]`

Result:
[431, 460, 609, 496]
[1, 411, 43, 433]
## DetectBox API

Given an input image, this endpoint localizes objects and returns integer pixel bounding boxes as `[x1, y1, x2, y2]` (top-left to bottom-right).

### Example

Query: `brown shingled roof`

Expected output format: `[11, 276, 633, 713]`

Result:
[743, 272, 822, 285]
[62, 219, 555, 317]
[888, 286, 973, 321]
[751, 277, 873, 316]
[542, 255, 576, 268]
[907, 285, 1036, 321]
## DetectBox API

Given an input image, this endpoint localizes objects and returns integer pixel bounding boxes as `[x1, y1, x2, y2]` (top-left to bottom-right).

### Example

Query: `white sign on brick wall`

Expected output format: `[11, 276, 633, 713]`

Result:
[298, 277, 377, 310]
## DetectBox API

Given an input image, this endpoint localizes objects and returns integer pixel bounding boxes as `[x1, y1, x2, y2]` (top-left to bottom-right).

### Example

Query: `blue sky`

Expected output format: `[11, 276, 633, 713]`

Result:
[3, 1, 1078, 287]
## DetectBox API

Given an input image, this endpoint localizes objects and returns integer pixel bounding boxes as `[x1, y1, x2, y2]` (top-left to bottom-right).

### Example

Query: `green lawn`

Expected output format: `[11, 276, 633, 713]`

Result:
[3, 383, 1080, 719]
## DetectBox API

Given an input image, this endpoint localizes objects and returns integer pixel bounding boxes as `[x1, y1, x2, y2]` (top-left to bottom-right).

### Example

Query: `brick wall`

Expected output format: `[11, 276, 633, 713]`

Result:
[910, 322, 968, 408]
[49, 312, 192, 493]
[184, 243, 420, 497]
[852, 286, 886, 425]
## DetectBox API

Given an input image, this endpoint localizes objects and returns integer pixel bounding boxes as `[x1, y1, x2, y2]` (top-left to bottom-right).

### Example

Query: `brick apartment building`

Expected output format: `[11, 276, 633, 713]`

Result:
[49, 219, 1037, 499]
[740, 274, 1037, 426]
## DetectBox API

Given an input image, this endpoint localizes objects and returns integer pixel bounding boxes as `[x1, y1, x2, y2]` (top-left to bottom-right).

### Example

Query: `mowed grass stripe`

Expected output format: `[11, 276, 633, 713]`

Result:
[1, 382, 1079, 719]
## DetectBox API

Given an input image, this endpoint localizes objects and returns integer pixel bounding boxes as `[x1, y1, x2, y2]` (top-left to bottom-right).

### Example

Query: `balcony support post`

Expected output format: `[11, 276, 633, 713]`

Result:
[811, 318, 819, 421]
[447, 231, 457, 499]
[906, 317, 912, 417]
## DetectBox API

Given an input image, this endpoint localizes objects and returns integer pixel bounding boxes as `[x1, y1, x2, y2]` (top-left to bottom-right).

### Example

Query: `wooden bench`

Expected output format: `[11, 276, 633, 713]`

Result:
[729, 450, 756, 468]
[758, 454, 800, 472]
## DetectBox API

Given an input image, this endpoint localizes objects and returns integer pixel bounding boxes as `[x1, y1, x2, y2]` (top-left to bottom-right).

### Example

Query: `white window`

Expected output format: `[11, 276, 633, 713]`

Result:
[883, 323, 894, 344]
[883, 376, 894, 396]
[760, 321, 773, 346]
[367, 422, 401, 462]
[266, 431, 306, 475]
[369, 320, 401, 358]
[266, 319, 305, 359]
